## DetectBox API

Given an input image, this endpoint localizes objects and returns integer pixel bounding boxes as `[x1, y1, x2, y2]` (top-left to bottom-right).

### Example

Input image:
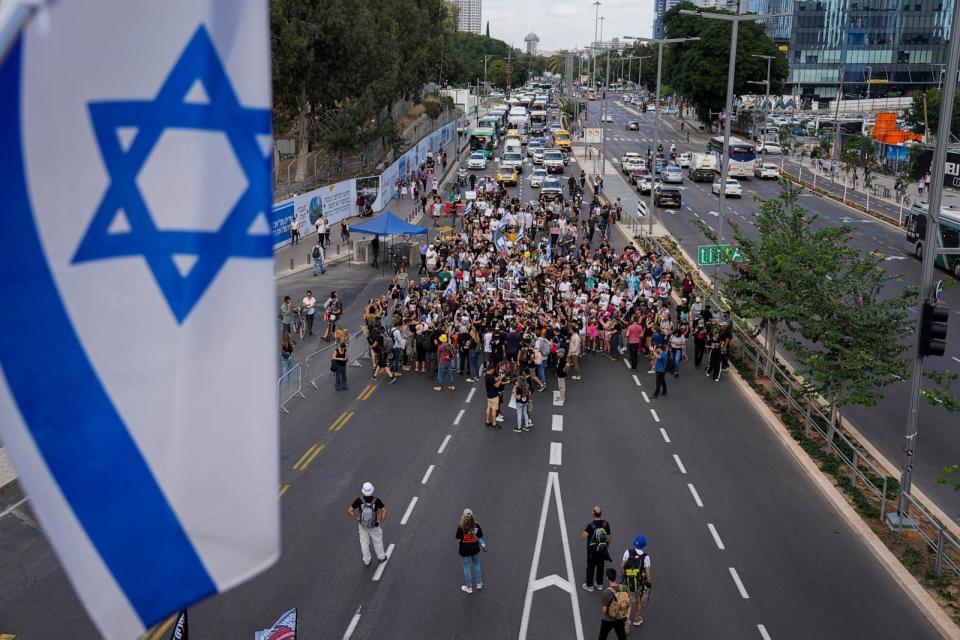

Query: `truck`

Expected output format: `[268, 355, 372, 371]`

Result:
[688, 153, 717, 182]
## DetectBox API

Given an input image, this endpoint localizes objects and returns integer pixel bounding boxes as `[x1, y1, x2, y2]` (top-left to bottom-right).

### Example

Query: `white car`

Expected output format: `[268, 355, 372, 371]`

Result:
[500, 151, 524, 174]
[602, 114, 614, 123]
[759, 142, 782, 155]
[467, 152, 487, 170]
[712, 178, 743, 198]
[621, 152, 643, 173]
[754, 162, 780, 179]
[677, 152, 692, 168]
[529, 168, 548, 188]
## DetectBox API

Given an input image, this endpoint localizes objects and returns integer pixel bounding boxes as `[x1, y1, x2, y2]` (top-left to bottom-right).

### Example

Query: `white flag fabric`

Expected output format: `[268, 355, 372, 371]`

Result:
[0, 2, 278, 638]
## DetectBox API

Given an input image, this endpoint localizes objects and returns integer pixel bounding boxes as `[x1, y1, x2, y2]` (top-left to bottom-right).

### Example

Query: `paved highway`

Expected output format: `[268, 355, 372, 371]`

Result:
[0, 144, 942, 639]
[584, 97, 960, 524]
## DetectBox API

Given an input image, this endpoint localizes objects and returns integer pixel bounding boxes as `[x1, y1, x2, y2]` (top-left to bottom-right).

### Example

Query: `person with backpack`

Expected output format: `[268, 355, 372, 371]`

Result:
[599, 567, 631, 639]
[581, 506, 612, 592]
[620, 535, 652, 627]
[311, 240, 325, 276]
[653, 346, 668, 398]
[435, 334, 456, 391]
[347, 482, 388, 567]
[455, 508, 486, 594]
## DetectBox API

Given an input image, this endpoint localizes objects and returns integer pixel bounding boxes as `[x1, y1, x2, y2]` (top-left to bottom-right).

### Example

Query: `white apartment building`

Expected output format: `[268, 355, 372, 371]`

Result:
[454, 0, 482, 34]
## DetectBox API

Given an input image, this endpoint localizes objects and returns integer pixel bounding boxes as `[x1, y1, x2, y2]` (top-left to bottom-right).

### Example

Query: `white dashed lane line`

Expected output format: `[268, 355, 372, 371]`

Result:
[659, 427, 670, 443]
[552, 415, 564, 431]
[708, 523, 725, 550]
[673, 454, 687, 474]
[757, 624, 772, 640]
[687, 483, 703, 507]
[632, 374, 641, 386]
[642, 391, 651, 403]
[465, 388, 476, 403]
[453, 409, 465, 425]
[400, 497, 418, 525]
[729, 567, 749, 599]
[437, 434, 452, 454]
[421, 465, 434, 485]
[650, 409, 660, 423]
[372, 544, 396, 581]
[550, 442, 563, 466]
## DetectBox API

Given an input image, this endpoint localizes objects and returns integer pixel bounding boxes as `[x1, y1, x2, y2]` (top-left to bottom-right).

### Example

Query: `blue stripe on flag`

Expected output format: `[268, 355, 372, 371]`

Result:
[0, 40, 216, 627]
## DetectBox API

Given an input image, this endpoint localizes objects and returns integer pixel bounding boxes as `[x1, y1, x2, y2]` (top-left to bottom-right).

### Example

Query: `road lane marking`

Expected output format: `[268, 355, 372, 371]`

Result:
[553, 390, 563, 406]
[623, 358, 631, 368]
[708, 523, 725, 550]
[519, 472, 585, 640]
[454, 409, 465, 425]
[357, 384, 374, 400]
[552, 415, 564, 431]
[301, 443, 325, 469]
[729, 567, 749, 598]
[650, 409, 660, 423]
[0, 497, 28, 520]
[641, 391, 650, 403]
[421, 465, 435, 485]
[359, 385, 376, 400]
[330, 411, 354, 432]
[673, 454, 687, 474]
[550, 442, 563, 466]
[757, 624, 772, 640]
[279, 484, 290, 497]
[438, 434, 452, 454]
[146, 615, 177, 640]
[953, 356, 960, 365]
[688, 483, 703, 507]
[293, 444, 319, 470]
[401, 497, 418, 525]
[342, 607, 362, 640]
[632, 374, 641, 386]
[466, 388, 476, 403]
[660, 428, 670, 443]
[372, 543, 395, 581]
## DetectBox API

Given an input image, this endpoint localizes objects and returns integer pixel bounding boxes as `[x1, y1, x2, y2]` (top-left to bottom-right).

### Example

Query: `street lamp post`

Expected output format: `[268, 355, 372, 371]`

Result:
[865, 65, 873, 101]
[592, 1, 601, 89]
[680, 5, 789, 303]
[625, 35, 701, 235]
[751, 53, 773, 144]
[482, 54, 494, 95]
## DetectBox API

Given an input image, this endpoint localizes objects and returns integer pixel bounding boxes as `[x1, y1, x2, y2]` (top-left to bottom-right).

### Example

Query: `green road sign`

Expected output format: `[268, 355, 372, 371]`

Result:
[697, 244, 742, 266]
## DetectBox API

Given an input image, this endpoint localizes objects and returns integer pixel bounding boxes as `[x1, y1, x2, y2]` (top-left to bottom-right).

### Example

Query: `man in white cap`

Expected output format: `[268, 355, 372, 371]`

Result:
[347, 482, 388, 566]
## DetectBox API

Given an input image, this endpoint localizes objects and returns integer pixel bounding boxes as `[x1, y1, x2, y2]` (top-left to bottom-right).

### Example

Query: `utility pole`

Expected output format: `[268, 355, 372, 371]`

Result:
[833, 65, 845, 160]
[865, 65, 873, 101]
[890, 0, 960, 531]
[681, 2, 789, 303]
[483, 54, 494, 95]
[506, 46, 513, 93]
[592, 1, 601, 89]
[750, 54, 773, 145]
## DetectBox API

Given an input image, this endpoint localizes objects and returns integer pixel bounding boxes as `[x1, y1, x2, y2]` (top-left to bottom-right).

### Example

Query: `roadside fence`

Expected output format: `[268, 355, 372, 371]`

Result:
[635, 232, 960, 578]
[278, 363, 306, 415]
[276, 330, 371, 414]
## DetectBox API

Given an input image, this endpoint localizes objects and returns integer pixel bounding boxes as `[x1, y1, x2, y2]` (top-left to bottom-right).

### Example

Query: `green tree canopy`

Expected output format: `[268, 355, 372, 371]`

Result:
[905, 88, 960, 136]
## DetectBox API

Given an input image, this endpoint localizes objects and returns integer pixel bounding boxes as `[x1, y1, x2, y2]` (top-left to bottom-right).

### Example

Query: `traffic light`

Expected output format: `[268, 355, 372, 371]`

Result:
[919, 302, 949, 357]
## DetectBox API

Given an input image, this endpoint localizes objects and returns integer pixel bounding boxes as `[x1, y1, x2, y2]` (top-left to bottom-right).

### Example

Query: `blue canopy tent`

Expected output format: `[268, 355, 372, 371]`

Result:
[349, 212, 426, 272]
[349, 211, 427, 236]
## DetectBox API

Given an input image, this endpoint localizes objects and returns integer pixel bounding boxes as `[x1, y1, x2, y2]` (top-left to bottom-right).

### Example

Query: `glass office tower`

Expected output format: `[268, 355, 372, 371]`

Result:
[786, 0, 952, 103]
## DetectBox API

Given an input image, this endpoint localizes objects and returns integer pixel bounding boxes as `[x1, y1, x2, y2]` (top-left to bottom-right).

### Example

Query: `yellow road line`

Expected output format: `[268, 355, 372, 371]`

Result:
[357, 384, 374, 400]
[143, 614, 175, 640]
[331, 411, 355, 432]
[1, 635, 17, 640]
[293, 445, 319, 470]
[279, 484, 290, 497]
[301, 444, 326, 470]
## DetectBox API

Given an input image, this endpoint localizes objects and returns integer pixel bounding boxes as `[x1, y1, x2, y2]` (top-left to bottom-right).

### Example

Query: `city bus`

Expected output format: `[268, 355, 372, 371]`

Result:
[530, 109, 547, 135]
[707, 136, 757, 178]
[478, 115, 502, 134]
[470, 128, 499, 158]
[904, 204, 960, 278]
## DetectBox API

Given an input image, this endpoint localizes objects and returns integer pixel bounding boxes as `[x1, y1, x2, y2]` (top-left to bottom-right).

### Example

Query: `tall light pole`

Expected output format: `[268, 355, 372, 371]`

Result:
[865, 65, 873, 101]
[624, 55, 650, 90]
[751, 53, 773, 145]
[592, 1, 601, 89]
[482, 54, 494, 95]
[625, 35, 701, 235]
[891, 0, 960, 531]
[680, 5, 788, 302]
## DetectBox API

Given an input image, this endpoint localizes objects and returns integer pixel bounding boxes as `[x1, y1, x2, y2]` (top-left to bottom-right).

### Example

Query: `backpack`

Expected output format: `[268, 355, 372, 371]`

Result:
[622, 549, 648, 593]
[383, 334, 394, 351]
[312, 246, 321, 259]
[606, 586, 631, 620]
[590, 525, 609, 555]
[359, 498, 378, 529]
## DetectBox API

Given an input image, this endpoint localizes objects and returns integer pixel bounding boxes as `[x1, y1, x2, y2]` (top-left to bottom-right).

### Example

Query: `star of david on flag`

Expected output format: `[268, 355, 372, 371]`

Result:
[0, 2, 279, 639]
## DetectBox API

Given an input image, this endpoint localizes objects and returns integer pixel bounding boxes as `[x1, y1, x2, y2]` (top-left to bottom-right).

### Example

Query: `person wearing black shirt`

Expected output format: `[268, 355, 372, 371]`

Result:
[484, 363, 505, 428]
[370, 235, 380, 268]
[581, 506, 612, 591]
[556, 348, 568, 406]
[705, 331, 723, 381]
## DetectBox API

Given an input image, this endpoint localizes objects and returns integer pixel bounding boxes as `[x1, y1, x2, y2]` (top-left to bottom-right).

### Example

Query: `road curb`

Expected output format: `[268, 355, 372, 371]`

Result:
[729, 366, 960, 639]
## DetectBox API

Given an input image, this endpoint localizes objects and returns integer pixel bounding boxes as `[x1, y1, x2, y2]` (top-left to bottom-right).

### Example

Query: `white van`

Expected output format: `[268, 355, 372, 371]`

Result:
[504, 139, 522, 156]
[689, 153, 717, 182]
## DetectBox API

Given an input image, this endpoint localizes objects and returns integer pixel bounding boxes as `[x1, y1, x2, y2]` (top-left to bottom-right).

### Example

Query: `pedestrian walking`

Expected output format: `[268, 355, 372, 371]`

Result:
[347, 482, 388, 567]
[669, 327, 686, 377]
[332, 340, 348, 390]
[456, 508, 486, 594]
[568, 325, 582, 380]
[484, 362, 505, 428]
[581, 506, 612, 592]
[513, 374, 531, 432]
[311, 240, 325, 276]
[341, 221, 350, 244]
[302, 290, 317, 336]
[705, 330, 723, 381]
[290, 217, 300, 245]
[693, 321, 708, 368]
[598, 567, 632, 640]
[620, 535, 651, 627]
[435, 334, 456, 391]
[279, 295, 293, 336]
[626, 316, 643, 370]
[371, 235, 380, 268]
[556, 347, 568, 406]
[653, 346, 668, 398]
[280, 331, 295, 376]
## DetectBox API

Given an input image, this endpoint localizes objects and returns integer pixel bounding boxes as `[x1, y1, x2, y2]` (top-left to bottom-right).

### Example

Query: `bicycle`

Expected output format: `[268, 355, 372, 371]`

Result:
[291, 306, 307, 341]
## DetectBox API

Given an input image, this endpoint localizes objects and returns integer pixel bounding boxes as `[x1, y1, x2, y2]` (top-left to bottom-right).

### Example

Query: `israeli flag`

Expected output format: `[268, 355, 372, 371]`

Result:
[0, 2, 278, 638]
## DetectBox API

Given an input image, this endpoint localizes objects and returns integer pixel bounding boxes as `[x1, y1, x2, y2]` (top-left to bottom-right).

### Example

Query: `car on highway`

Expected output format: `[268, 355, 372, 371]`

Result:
[626, 120, 639, 131]
[636, 172, 654, 194]
[759, 141, 783, 155]
[627, 167, 649, 185]
[540, 177, 563, 201]
[621, 152, 644, 173]
[543, 149, 565, 173]
[527, 138, 545, 156]
[653, 156, 667, 175]
[602, 114, 614, 122]
[496, 166, 520, 186]
[661, 165, 684, 184]
[529, 168, 548, 188]
[754, 162, 781, 179]
[677, 152, 692, 168]
[467, 152, 488, 170]
[548, 122, 563, 132]
[500, 151, 524, 174]
[532, 147, 545, 165]
[663, 106, 678, 115]
[712, 177, 743, 197]
[654, 183, 682, 207]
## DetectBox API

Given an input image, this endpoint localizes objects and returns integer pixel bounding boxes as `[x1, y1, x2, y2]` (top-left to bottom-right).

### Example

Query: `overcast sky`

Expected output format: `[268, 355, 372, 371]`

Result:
[482, 0, 655, 52]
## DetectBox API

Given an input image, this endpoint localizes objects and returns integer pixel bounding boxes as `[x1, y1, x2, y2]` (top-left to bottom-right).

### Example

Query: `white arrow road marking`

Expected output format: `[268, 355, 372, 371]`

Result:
[707, 210, 720, 217]
[519, 472, 584, 640]
[884, 256, 907, 261]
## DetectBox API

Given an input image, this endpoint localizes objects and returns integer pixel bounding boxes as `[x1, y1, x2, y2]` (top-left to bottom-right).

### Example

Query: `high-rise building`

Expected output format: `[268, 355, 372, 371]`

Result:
[454, 0, 482, 35]
[654, 0, 684, 38]
[525, 32, 540, 55]
[748, 0, 794, 43]
[785, 0, 951, 102]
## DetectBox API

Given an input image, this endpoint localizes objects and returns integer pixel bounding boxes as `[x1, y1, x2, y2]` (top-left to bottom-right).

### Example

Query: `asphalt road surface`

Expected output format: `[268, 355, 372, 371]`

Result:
[585, 97, 960, 524]
[0, 143, 942, 639]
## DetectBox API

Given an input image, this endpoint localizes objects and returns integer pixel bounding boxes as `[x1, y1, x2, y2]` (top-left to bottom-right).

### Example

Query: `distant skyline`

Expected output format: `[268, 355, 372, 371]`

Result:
[482, 0, 655, 52]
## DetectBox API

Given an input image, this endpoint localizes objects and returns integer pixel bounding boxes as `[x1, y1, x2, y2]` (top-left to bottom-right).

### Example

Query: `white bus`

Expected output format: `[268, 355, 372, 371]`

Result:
[707, 136, 757, 178]
[904, 204, 960, 278]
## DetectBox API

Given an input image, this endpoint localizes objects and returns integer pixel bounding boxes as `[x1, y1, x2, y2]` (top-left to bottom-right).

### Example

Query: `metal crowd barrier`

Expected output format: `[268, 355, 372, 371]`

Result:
[302, 330, 370, 389]
[278, 363, 306, 414]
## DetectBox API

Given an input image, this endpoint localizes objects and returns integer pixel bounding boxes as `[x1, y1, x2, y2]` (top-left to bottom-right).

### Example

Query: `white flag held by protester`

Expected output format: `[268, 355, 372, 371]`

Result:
[0, 2, 278, 638]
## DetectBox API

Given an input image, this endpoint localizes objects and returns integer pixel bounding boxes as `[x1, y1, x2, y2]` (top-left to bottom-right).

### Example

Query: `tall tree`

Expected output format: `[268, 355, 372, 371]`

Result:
[905, 88, 960, 136]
